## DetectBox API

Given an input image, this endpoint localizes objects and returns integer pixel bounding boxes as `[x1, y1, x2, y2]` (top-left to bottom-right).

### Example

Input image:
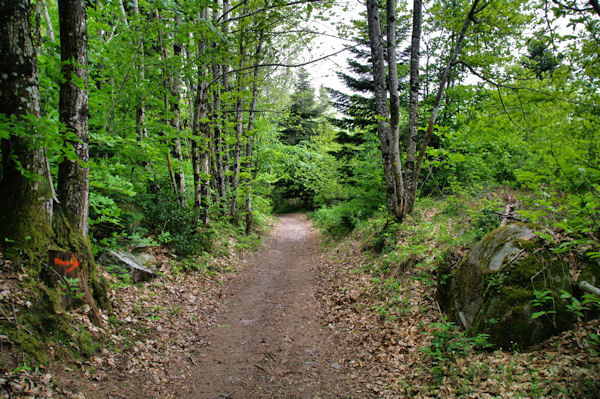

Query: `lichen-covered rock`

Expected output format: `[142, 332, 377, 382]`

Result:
[579, 257, 600, 288]
[438, 223, 575, 349]
[98, 250, 157, 283]
[577, 257, 600, 320]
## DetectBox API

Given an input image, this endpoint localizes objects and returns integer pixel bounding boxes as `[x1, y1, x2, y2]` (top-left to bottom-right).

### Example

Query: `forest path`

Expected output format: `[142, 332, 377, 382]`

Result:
[173, 213, 355, 398]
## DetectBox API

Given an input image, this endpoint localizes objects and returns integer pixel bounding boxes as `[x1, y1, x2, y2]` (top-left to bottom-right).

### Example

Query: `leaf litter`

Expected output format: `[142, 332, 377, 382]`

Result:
[315, 221, 600, 398]
[1, 211, 599, 398]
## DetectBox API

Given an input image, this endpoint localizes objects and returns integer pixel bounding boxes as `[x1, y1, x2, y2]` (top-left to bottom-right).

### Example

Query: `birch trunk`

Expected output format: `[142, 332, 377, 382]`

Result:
[191, 8, 211, 225]
[212, 4, 227, 202]
[410, 0, 480, 203]
[156, 9, 182, 201]
[191, 79, 210, 223]
[366, 0, 404, 221]
[245, 32, 264, 235]
[169, 14, 186, 205]
[41, 0, 55, 43]
[230, 29, 247, 226]
[132, 0, 147, 142]
[221, 0, 232, 196]
[404, 0, 423, 214]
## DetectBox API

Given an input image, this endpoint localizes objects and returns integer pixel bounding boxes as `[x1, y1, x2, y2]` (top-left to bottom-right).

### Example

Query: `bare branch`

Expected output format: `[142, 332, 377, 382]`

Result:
[457, 60, 593, 106]
[219, 0, 319, 24]
[218, 0, 248, 22]
[550, 0, 593, 12]
[207, 44, 359, 87]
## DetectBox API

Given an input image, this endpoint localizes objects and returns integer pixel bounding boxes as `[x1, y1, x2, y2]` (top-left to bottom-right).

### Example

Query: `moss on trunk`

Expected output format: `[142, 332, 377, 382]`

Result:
[51, 210, 109, 316]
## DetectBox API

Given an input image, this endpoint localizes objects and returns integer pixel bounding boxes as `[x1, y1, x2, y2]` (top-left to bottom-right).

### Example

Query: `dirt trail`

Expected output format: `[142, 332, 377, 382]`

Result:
[173, 213, 355, 398]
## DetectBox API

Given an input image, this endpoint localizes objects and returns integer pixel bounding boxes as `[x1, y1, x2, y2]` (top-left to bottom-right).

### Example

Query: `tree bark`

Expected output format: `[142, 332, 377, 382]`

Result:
[213, 62, 227, 201]
[386, 0, 405, 218]
[118, 0, 129, 25]
[156, 8, 182, 202]
[191, 79, 209, 220]
[57, 0, 90, 236]
[0, 0, 53, 254]
[404, 0, 423, 214]
[55, 0, 104, 322]
[35, 1, 42, 52]
[366, 0, 404, 221]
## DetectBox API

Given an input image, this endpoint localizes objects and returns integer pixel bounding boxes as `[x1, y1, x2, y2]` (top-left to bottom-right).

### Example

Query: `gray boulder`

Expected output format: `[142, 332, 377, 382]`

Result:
[438, 223, 575, 349]
[98, 250, 158, 282]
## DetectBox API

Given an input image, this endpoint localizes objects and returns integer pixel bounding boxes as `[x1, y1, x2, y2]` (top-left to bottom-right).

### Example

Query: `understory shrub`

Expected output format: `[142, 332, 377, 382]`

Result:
[138, 180, 212, 257]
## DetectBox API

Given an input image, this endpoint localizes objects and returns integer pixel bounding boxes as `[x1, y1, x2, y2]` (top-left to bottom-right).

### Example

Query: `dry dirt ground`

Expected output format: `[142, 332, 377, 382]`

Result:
[54, 214, 358, 398]
[172, 213, 357, 398]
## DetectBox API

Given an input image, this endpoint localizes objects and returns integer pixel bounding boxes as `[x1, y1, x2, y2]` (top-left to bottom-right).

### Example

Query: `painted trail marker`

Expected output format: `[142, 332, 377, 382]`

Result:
[48, 250, 82, 277]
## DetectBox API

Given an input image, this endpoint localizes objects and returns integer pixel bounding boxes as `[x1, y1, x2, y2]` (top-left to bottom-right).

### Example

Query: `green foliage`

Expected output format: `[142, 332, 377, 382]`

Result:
[58, 277, 85, 300]
[531, 289, 557, 319]
[279, 68, 326, 145]
[421, 321, 491, 378]
[467, 201, 502, 242]
[311, 126, 385, 235]
[138, 180, 212, 257]
[267, 135, 340, 212]
[586, 333, 600, 355]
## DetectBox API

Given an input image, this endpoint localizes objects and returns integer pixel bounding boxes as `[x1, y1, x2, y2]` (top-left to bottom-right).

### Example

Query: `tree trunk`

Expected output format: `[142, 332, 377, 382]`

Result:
[212, 4, 227, 203]
[230, 31, 247, 226]
[191, 80, 209, 217]
[156, 8, 182, 202]
[118, 0, 129, 25]
[192, 8, 211, 225]
[404, 0, 423, 214]
[41, 0, 55, 43]
[410, 0, 480, 203]
[35, 1, 42, 52]
[55, 0, 104, 322]
[57, 0, 90, 236]
[213, 62, 227, 202]
[386, 0, 405, 218]
[366, 0, 404, 221]
[0, 0, 53, 255]
[169, 13, 187, 205]
[221, 0, 232, 200]
[132, 0, 147, 142]
[245, 32, 264, 235]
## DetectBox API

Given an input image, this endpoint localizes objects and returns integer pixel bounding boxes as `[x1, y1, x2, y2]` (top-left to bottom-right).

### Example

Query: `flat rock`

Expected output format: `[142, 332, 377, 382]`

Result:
[98, 250, 157, 282]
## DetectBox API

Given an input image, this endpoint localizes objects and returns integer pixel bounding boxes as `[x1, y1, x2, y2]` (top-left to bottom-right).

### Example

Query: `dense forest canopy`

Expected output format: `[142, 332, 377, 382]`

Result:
[0, 0, 599, 391]
[1, 0, 598, 259]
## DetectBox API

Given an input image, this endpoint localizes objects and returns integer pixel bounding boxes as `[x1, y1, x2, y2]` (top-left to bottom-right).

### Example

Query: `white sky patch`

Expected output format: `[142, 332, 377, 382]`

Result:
[302, 0, 361, 93]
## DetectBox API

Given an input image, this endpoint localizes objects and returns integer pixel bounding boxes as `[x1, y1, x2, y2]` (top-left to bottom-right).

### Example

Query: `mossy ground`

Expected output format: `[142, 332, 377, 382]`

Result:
[0, 208, 110, 370]
[0, 265, 104, 367]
